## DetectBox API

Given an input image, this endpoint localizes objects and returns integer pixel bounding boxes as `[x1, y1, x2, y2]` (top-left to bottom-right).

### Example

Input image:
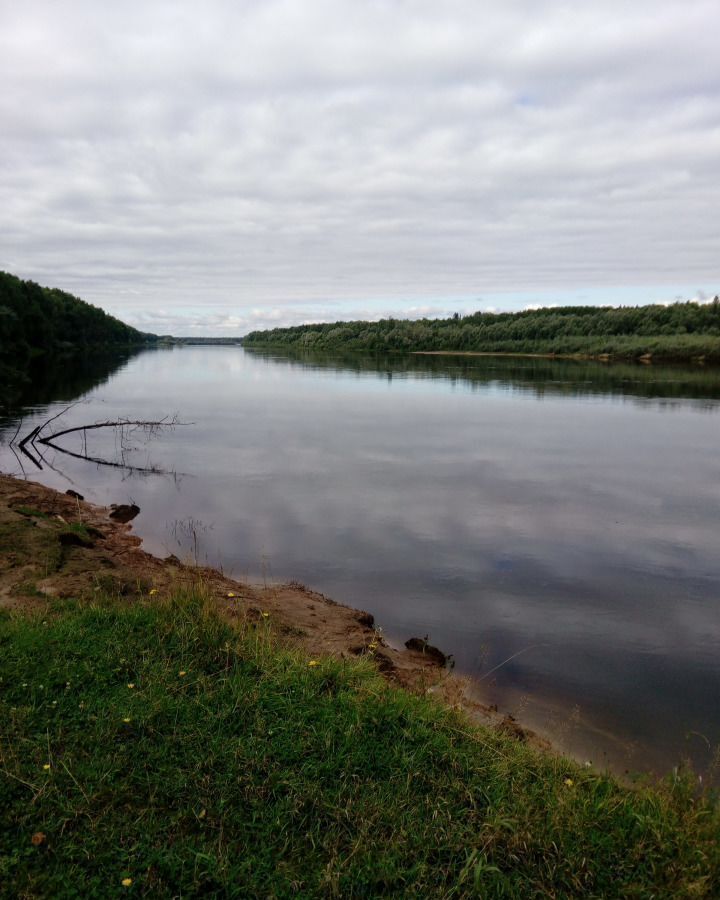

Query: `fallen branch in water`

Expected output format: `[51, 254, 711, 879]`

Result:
[12, 408, 188, 477]
[39, 415, 180, 445]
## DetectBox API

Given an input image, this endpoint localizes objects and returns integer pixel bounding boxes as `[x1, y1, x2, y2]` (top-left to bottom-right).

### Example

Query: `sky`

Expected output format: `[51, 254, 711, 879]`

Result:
[1, 0, 719, 336]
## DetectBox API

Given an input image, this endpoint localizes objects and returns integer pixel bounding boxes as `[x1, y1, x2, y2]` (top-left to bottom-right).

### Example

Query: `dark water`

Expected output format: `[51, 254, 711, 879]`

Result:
[2, 346, 719, 778]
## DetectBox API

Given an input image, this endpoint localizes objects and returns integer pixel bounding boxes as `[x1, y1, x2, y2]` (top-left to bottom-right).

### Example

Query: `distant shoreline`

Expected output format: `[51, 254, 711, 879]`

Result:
[243, 298, 720, 363]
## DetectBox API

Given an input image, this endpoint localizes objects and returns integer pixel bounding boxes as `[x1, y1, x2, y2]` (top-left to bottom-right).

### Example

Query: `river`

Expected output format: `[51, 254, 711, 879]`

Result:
[2, 346, 719, 778]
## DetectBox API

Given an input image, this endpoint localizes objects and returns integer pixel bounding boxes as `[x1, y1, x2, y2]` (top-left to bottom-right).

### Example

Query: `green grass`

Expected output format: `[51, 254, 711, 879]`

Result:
[63, 522, 91, 538]
[14, 507, 50, 520]
[57, 522, 95, 548]
[1, 590, 718, 898]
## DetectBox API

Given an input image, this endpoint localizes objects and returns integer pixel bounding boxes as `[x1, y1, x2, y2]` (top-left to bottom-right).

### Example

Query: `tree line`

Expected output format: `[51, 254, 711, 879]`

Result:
[244, 299, 720, 362]
[0, 271, 153, 360]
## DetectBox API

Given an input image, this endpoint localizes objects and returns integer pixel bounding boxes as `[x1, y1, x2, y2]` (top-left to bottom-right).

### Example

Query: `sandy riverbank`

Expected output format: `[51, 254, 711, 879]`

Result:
[0, 474, 550, 750]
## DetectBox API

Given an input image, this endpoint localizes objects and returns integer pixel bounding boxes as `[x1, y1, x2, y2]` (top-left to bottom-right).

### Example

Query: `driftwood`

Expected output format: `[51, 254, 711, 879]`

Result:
[10, 404, 186, 478]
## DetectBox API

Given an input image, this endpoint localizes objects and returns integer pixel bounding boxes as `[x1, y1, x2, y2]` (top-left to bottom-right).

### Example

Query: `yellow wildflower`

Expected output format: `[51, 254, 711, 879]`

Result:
[121, 878, 133, 887]
[122, 717, 131, 724]
[178, 670, 187, 677]
[262, 612, 269, 618]
[227, 592, 236, 598]
[308, 660, 319, 667]
[564, 777, 574, 787]
[149, 589, 158, 596]
[42, 764, 51, 771]
[127, 683, 135, 689]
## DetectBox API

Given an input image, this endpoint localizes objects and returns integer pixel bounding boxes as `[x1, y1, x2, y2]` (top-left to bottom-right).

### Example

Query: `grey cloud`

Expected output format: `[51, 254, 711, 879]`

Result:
[122, 300, 471, 335]
[1, 1, 719, 334]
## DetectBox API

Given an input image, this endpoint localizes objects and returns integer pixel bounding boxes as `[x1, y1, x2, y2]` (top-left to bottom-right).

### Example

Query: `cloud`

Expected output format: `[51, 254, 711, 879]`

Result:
[122, 300, 478, 335]
[1, 1, 719, 333]
[125, 306, 329, 335]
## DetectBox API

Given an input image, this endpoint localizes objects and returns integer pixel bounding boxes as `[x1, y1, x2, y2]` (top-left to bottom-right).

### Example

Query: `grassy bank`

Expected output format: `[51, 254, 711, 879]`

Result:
[1, 590, 718, 898]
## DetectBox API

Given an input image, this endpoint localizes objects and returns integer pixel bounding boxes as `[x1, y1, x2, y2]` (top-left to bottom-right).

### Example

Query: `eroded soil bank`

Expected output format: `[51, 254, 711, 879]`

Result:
[0, 474, 543, 749]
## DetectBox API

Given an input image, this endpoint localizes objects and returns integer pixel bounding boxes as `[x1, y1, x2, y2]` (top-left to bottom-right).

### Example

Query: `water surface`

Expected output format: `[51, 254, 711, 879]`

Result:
[2, 347, 719, 776]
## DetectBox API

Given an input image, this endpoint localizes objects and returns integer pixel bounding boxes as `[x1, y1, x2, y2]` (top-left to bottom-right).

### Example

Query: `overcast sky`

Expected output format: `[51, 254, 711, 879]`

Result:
[1, 0, 719, 335]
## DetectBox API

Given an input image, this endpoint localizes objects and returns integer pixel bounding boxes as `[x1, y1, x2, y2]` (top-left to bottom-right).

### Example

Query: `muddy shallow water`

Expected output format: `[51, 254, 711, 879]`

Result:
[2, 346, 720, 777]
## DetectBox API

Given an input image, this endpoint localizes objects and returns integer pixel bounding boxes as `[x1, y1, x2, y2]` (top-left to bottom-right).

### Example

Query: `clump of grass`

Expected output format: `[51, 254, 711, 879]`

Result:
[0, 589, 718, 897]
[64, 522, 91, 538]
[13, 506, 50, 520]
[57, 522, 94, 548]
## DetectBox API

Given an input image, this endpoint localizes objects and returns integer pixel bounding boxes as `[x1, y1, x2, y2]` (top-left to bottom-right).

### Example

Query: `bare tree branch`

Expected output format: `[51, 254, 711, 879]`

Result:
[19, 402, 80, 449]
[9, 416, 23, 447]
[34, 402, 81, 439]
[34, 443, 84, 486]
[39, 437, 173, 475]
[11, 409, 188, 479]
[18, 442, 44, 470]
[9, 443, 30, 479]
[41, 414, 182, 444]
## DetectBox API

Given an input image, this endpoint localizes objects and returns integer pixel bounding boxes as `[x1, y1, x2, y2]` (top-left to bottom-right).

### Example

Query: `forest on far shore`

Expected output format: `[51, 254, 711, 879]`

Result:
[0, 271, 152, 360]
[244, 298, 720, 363]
